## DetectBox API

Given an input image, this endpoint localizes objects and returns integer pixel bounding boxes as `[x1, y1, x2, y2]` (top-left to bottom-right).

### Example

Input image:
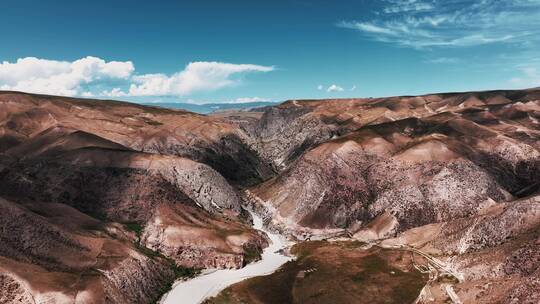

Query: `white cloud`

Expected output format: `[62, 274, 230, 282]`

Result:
[383, 0, 434, 13]
[339, 22, 398, 35]
[101, 87, 127, 97]
[0, 57, 274, 98]
[0, 56, 134, 96]
[119, 61, 274, 97]
[426, 57, 460, 64]
[80, 91, 94, 97]
[350, 85, 357, 91]
[338, 0, 540, 48]
[229, 97, 272, 103]
[327, 84, 344, 92]
[318, 84, 347, 92]
[510, 67, 540, 88]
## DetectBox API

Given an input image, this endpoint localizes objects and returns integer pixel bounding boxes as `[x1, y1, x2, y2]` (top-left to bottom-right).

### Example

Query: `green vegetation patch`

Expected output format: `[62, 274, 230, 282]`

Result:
[206, 241, 428, 304]
[243, 245, 263, 265]
[173, 265, 201, 279]
[124, 222, 144, 238]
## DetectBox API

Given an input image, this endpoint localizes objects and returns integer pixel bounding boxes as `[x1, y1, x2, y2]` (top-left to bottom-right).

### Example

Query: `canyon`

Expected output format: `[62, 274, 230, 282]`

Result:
[0, 88, 539, 303]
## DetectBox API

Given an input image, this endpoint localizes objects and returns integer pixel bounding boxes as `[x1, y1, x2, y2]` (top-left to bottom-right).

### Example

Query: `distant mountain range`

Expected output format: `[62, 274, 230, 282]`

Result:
[142, 101, 278, 114]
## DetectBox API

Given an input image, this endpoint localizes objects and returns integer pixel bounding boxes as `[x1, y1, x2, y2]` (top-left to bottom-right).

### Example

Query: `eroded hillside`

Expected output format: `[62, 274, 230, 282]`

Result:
[0, 88, 539, 303]
[230, 88, 540, 303]
[0, 92, 270, 303]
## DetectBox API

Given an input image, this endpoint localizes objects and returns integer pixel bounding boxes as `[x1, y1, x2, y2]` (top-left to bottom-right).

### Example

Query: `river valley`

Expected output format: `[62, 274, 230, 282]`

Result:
[160, 211, 293, 304]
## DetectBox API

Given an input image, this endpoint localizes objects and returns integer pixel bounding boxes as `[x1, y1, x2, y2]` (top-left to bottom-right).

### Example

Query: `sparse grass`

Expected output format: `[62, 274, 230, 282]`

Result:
[124, 222, 143, 238]
[173, 265, 201, 279]
[135, 242, 162, 259]
[243, 245, 263, 265]
[340, 240, 368, 249]
[150, 256, 202, 304]
[207, 260, 300, 304]
[206, 241, 428, 304]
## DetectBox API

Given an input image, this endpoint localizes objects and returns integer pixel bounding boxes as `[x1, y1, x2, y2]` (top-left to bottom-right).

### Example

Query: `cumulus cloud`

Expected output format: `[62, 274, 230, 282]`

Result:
[0, 57, 274, 98]
[80, 91, 94, 97]
[318, 84, 347, 92]
[100, 87, 127, 97]
[338, 0, 540, 48]
[0, 56, 134, 96]
[327, 84, 344, 92]
[106, 61, 275, 97]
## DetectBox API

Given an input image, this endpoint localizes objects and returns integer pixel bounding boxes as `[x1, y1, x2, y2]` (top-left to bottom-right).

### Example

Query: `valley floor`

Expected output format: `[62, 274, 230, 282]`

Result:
[205, 241, 428, 304]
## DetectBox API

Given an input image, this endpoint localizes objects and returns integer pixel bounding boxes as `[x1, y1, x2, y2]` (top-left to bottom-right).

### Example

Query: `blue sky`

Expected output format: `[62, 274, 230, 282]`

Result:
[1, 0, 539, 104]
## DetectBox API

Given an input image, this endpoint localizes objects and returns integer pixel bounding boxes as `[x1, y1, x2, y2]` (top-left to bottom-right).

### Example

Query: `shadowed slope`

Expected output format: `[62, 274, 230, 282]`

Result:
[0, 91, 273, 186]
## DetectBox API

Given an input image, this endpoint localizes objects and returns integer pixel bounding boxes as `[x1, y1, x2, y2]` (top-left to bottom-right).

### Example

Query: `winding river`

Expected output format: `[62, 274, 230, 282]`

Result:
[160, 211, 293, 304]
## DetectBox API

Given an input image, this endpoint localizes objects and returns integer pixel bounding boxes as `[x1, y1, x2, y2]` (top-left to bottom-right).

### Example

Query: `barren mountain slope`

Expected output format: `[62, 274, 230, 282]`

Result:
[252, 89, 540, 171]
[246, 89, 540, 237]
[381, 194, 540, 303]
[236, 89, 540, 303]
[0, 91, 273, 186]
[0, 196, 178, 304]
[0, 91, 269, 303]
[1, 88, 539, 304]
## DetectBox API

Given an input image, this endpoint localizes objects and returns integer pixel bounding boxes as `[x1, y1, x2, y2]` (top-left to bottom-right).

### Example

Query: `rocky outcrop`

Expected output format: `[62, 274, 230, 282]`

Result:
[100, 252, 177, 304]
[0, 273, 34, 304]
